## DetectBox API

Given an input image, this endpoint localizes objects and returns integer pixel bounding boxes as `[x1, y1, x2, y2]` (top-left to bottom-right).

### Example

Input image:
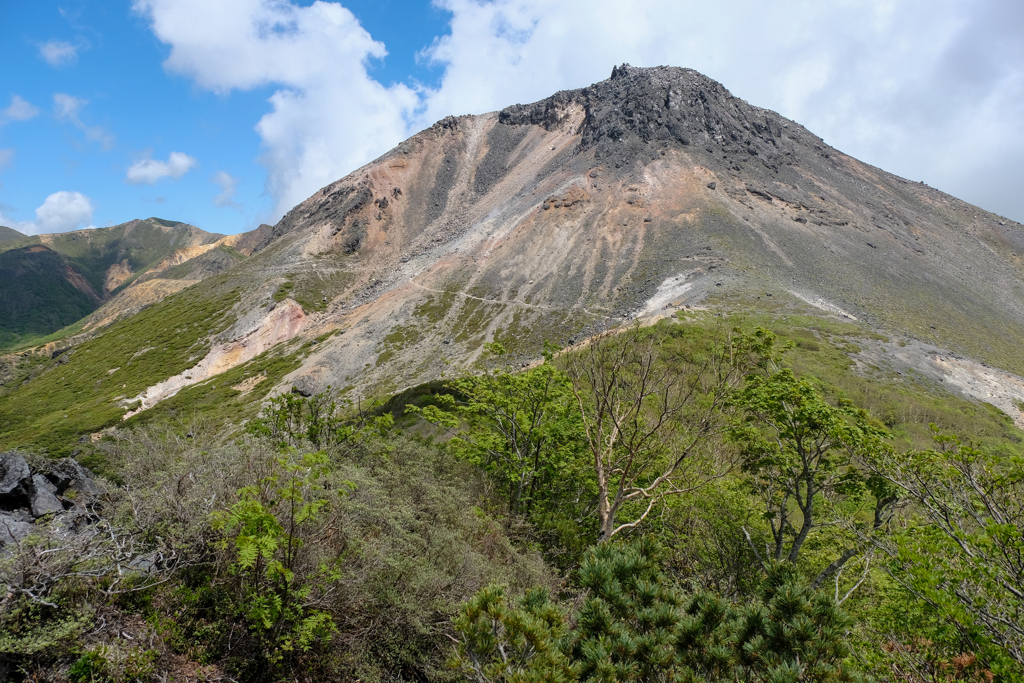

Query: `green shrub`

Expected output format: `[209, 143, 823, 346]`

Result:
[213, 449, 344, 667]
[453, 539, 866, 682]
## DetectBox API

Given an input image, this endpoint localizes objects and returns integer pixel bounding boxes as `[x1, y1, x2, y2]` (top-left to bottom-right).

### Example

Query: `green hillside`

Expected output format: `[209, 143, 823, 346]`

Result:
[0, 281, 241, 455]
[3, 312, 1022, 681]
[0, 246, 98, 347]
[0, 218, 224, 349]
[0, 225, 27, 242]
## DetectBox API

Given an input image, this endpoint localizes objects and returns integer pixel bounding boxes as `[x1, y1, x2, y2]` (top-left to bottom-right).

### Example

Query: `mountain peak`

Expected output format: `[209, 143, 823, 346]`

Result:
[499, 64, 820, 177]
[13, 64, 1023, 429]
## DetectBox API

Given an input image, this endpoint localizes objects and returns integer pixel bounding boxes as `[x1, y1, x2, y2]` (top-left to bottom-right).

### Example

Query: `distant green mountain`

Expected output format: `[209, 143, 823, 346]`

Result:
[0, 218, 224, 348]
[0, 245, 99, 345]
[0, 225, 26, 242]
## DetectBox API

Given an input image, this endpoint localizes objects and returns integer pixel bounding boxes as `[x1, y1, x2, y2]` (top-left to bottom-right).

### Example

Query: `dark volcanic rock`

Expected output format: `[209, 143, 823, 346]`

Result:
[0, 454, 102, 535]
[499, 64, 808, 177]
[0, 511, 33, 546]
[42, 457, 99, 495]
[0, 451, 29, 507]
[29, 474, 63, 517]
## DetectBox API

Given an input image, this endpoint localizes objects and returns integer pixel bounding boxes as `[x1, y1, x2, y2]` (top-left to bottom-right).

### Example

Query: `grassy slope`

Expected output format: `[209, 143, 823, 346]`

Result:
[0, 285, 240, 456]
[739, 313, 1023, 452]
[0, 225, 28, 242]
[0, 219, 225, 350]
[392, 310, 1024, 457]
[0, 247, 98, 347]
[4, 263, 1021, 463]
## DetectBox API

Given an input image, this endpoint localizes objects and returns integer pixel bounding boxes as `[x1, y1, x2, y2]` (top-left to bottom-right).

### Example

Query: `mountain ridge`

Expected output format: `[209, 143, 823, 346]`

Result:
[0, 225, 25, 242]
[246, 65, 1024, 395]
[0, 217, 226, 348]
[3, 64, 1024, 449]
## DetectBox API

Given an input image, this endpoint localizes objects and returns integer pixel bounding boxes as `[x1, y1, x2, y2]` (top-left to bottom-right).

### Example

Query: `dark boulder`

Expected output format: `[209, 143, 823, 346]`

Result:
[0, 451, 30, 508]
[29, 474, 63, 518]
[0, 451, 29, 495]
[42, 457, 101, 496]
[0, 510, 33, 547]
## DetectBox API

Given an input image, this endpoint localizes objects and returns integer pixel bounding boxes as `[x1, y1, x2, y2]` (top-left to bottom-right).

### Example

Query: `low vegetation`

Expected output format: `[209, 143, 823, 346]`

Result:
[0, 286, 239, 456]
[2, 313, 1023, 681]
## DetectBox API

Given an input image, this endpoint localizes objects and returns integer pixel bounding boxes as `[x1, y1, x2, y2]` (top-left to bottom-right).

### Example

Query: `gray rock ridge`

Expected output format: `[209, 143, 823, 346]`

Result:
[498, 64, 814, 176]
[0, 451, 104, 548]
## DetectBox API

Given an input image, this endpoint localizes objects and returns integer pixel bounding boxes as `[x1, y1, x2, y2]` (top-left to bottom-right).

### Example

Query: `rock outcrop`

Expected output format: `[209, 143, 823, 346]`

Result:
[0, 451, 104, 550]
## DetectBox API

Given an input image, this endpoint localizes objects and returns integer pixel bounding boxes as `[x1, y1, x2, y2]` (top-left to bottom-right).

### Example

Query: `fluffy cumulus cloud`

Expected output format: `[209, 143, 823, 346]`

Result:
[53, 93, 115, 149]
[0, 191, 96, 235]
[126, 151, 198, 184]
[133, 0, 419, 218]
[39, 40, 80, 66]
[0, 95, 40, 125]
[422, 0, 1024, 220]
[212, 171, 240, 208]
[137, 0, 1024, 223]
[34, 191, 95, 233]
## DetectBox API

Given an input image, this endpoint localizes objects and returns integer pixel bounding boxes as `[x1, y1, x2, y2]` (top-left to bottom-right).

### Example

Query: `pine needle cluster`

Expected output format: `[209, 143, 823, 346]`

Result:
[454, 538, 864, 682]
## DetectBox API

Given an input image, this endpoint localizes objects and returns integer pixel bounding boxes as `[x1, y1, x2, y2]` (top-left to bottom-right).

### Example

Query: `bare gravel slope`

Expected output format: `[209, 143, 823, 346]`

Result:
[84, 65, 1024, 408]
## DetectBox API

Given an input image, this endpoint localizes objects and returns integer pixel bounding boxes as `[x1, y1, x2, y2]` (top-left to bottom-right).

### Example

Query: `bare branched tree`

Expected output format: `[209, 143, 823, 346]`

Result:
[867, 429, 1024, 667]
[561, 323, 773, 543]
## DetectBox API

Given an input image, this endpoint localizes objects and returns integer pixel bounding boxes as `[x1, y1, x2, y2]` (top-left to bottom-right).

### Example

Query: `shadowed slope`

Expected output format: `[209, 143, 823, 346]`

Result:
[0, 218, 226, 347]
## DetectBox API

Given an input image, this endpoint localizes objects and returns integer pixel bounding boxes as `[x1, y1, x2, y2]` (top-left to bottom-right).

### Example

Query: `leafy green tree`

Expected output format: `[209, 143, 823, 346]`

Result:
[732, 563, 865, 683]
[247, 387, 392, 455]
[213, 449, 346, 666]
[731, 367, 891, 575]
[561, 324, 777, 543]
[871, 428, 1024, 675]
[410, 345, 586, 517]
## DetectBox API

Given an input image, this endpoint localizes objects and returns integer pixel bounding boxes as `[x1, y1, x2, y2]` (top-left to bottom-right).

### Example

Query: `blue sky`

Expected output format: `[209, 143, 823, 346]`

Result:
[2, 0, 1022, 236]
[0, 0, 451, 235]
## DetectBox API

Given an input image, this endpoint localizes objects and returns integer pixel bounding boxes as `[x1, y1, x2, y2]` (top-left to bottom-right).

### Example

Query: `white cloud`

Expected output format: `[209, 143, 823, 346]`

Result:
[53, 92, 84, 121]
[35, 191, 95, 233]
[53, 93, 115, 150]
[0, 191, 96, 235]
[212, 171, 240, 208]
[0, 149, 13, 171]
[134, 0, 419, 218]
[136, 0, 1024, 223]
[39, 40, 79, 67]
[126, 151, 198, 184]
[0, 95, 40, 125]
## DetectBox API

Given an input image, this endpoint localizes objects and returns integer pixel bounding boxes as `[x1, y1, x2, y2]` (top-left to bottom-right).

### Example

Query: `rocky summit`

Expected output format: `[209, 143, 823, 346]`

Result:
[219, 64, 1024, 397]
[4, 65, 1024, 443]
